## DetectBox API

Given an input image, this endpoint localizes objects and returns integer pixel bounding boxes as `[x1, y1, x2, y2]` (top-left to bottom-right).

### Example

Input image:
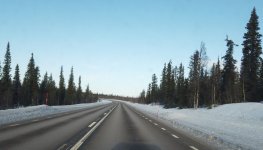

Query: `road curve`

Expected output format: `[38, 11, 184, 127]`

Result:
[80, 102, 212, 150]
[0, 102, 116, 150]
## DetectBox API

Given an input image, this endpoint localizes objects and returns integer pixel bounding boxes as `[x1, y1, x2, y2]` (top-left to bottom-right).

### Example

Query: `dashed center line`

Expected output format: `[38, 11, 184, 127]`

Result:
[149, 120, 152, 122]
[145, 118, 148, 120]
[171, 134, 179, 138]
[88, 122, 97, 128]
[154, 123, 158, 126]
[161, 128, 166, 131]
[189, 146, 199, 150]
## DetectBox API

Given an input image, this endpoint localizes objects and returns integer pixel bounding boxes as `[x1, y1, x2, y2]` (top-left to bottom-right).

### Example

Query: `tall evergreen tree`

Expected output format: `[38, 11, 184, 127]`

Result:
[159, 63, 167, 104]
[151, 74, 158, 103]
[76, 76, 82, 103]
[58, 66, 66, 105]
[1, 42, 12, 107]
[222, 37, 237, 104]
[139, 90, 146, 103]
[241, 8, 262, 102]
[39, 72, 48, 104]
[22, 53, 40, 106]
[189, 50, 200, 108]
[47, 74, 57, 105]
[176, 63, 185, 107]
[166, 61, 175, 107]
[85, 84, 90, 103]
[66, 67, 76, 104]
[12, 64, 21, 106]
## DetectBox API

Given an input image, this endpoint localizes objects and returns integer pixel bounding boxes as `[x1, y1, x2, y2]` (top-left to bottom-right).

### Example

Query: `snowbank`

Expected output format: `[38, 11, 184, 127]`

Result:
[0, 100, 112, 126]
[127, 102, 263, 150]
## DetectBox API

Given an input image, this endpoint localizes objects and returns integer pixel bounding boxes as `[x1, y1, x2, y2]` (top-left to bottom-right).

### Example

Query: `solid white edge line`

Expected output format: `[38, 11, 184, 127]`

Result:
[70, 105, 117, 150]
[189, 146, 199, 150]
[171, 134, 179, 139]
[88, 122, 96, 128]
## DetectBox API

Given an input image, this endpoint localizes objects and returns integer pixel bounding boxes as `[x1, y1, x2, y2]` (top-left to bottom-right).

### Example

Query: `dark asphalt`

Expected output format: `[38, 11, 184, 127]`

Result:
[80, 103, 212, 150]
[0, 101, 213, 150]
[0, 103, 115, 150]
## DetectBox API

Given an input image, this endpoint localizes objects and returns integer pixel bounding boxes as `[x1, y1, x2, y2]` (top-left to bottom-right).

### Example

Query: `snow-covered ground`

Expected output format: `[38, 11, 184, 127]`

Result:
[0, 100, 112, 126]
[126, 102, 263, 150]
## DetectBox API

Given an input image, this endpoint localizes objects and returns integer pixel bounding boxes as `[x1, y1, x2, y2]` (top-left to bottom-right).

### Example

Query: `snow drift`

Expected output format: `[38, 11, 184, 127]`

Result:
[127, 102, 263, 150]
[0, 100, 112, 126]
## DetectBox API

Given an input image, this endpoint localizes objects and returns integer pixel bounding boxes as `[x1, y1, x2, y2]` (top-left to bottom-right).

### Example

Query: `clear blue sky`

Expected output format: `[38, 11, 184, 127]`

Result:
[0, 0, 262, 97]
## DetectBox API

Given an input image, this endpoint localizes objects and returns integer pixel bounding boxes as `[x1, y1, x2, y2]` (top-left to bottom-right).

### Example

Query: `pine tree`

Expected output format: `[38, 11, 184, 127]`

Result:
[12, 64, 21, 107]
[66, 67, 76, 104]
[241, 8, 262, 102]
[76, 76, 82, 103]
[1, 42, 12, 107]
[222, 37, 237, 104]
[58, 66, 66, 105]
[258, 59, 263, 100]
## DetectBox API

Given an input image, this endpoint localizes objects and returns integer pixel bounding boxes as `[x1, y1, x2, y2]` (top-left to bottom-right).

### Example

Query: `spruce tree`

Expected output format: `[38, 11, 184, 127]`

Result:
[12, 64, 21, 106]
[76, 76, 82, 103]
[189, 50, 200, 108]
[66, 67, 76, 104]
[151, 74, 158, 103]
[241, 8, 262, 102]
[1, 42, 12, 107]
[39, 72, 48, 104]
[159, 63, 167, 104]
[22, 53, 40, 106]
[176, 63, 185, 107]
[165, 61, 175, 107]
[222, 37, 237, 104]
[59, 66, 66, 105]
[47, 74, 57, 105]
[85, 84, 90, 103]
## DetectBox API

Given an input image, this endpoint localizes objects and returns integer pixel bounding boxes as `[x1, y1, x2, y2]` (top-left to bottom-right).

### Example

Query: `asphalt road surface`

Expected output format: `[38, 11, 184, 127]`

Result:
[0, 102, 212, 150]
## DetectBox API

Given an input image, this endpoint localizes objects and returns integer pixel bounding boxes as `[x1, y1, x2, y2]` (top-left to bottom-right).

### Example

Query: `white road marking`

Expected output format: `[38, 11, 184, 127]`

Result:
[189, 146, 199, 150]
[104, 113, 107, 115]
[88, 122, 96, 128]
[145, 118, 148, 120]
[57, 144, 67, 150]
[149, 120, 152, 122]
[161, 128, 166, 131]
[9, 124, 20, 127]
[171, 134, 179, 138]
[154, 123, 158, 126]
[70, 105, 117, 150]
[142, 116, 144, 117]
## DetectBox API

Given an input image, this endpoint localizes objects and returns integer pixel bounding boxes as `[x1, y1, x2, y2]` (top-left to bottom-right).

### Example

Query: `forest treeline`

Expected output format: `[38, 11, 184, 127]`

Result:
[0, 48, 98, 109]
[139, 8, 262, 108]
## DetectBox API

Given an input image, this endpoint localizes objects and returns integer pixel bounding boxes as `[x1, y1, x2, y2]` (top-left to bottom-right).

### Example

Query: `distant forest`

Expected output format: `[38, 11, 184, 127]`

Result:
[139, 8, 263, 108]
[0, 50, 98, 109]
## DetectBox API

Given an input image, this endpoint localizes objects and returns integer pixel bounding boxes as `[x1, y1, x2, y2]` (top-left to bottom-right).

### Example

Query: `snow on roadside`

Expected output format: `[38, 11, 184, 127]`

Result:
[0, 100, 112, 126]
[126, 102, 263, 150]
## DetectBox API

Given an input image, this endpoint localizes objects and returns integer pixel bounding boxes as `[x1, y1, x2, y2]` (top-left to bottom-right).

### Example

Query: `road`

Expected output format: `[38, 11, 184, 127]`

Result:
[0, 101, 212, 150]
